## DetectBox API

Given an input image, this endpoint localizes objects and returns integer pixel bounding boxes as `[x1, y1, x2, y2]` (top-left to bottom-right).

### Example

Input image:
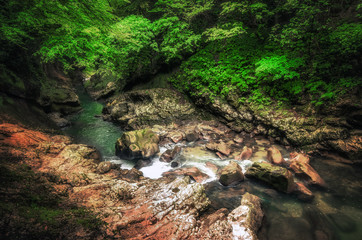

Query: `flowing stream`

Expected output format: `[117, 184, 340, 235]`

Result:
[63, 87, 362, 240]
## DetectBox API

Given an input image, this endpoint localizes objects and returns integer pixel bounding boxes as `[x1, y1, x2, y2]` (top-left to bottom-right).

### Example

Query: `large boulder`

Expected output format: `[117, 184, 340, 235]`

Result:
[289, 160, 326, 187]
[227, 193, 264, 240]
[219, 161, 244, 186]
[115, 129, 159, 160]
[245, 162, 295, 193]
[103, 88, 200, 130]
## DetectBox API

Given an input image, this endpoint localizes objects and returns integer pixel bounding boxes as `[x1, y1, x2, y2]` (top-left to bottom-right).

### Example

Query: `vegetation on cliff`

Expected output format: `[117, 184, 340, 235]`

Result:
[1, 0, 361, 107]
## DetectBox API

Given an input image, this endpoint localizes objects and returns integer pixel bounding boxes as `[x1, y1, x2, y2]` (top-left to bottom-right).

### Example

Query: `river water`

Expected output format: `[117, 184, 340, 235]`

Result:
[63, 87, 362, 240]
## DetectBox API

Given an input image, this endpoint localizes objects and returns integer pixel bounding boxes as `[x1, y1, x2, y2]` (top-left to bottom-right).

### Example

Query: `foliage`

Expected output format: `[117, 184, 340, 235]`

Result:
[0, 0, 361, 107]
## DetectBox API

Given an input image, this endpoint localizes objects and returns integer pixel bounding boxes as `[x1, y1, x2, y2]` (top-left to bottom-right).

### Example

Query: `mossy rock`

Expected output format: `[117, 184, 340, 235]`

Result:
[219, 161, 244, 186]
[115, 129, 159, 160]
[245, 162, 295, 193]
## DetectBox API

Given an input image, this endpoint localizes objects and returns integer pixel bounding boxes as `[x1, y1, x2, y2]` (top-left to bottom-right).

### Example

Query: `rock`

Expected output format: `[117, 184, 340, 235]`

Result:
[185, 129, 199, 142]
[289, 152, 310, 164]
[115, 129, 159, 160]
[245, 162, 295, 193]
[216, 152, 226, 160]
[234, 135, 244, 143]
[171, 161, 179, 168]
[219, 161, 244, 186]
[97, 161, 113, 174]
[327, 135, 362, 160]
[168, 131, 185, 143]
[103, 88, 200, 130]
[235, 146, 253, 160]
[205, 161, 219, 173]
[160, 146, 181, 163]
[289, 161, 326, 187]
[163, 167, 209, 183]
[48, 112, 70, 128]
[120, 168, 144, 182]
[267, 146, 286, 165]
[293, 182, 314, 201]
[206, 141, 232, 156]
[227, 193, 264, 240]
[134, 159, 152, 169]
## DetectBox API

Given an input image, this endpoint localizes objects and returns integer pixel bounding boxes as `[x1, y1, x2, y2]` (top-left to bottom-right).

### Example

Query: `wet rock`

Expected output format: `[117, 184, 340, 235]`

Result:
[216, 152, 227, 160]
[206, 141, 232, 156]
[227, 193, 264, 240]
[293, 182, 314, 201]
[168, 131, 185, 143]
[235, 146, 253, 160]
[267, 146, 286, 165]
[115, 129, 159, 160]
[160, 146, 181, 163]
[219, 161, 244, 186]
[97, 161, 113, 174]
[134, 159, 152, 169]
[48, 112, 70, 128]
[171, 161, 179, 168]
[120, 168, 144, 182]
[289, 160, 326, 187]
[185, 130, 199, 142]
[205, 161, 219, 173]
[245, 162, 295, 193]
[289, 152, 310, 164]
[163, 167, 209, 183]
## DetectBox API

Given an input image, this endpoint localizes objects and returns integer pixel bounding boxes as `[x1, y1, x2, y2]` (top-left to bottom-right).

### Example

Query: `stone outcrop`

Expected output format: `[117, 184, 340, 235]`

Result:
[115, 129, 159, 160]
[0, 122, 265, 239]
[103, 88, 202, 130]
[245, 162, 295, 193]
[189, 90, 362, 160]
[219, 161, 245, 186]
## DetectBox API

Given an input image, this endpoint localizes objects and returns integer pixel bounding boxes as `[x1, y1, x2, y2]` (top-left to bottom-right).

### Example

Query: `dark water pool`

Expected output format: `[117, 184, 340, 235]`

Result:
[63, 86, 122, 159]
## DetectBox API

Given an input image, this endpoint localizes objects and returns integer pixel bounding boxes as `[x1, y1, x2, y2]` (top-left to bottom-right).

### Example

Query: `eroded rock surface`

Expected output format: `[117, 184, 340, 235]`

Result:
[115, 129, 159, 160]
[103, 88, 202, 130]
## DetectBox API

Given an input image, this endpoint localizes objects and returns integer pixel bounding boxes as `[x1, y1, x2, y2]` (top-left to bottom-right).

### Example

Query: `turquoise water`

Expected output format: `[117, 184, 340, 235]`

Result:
[63, 87, 123, 159]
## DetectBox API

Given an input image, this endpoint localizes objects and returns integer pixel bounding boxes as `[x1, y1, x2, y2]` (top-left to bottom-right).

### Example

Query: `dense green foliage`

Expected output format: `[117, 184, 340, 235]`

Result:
[1, 0, 361, 105]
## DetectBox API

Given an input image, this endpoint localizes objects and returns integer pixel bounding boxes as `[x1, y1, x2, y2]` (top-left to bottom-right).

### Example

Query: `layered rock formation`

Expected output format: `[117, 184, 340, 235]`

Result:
[0, 122, 264, 239]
